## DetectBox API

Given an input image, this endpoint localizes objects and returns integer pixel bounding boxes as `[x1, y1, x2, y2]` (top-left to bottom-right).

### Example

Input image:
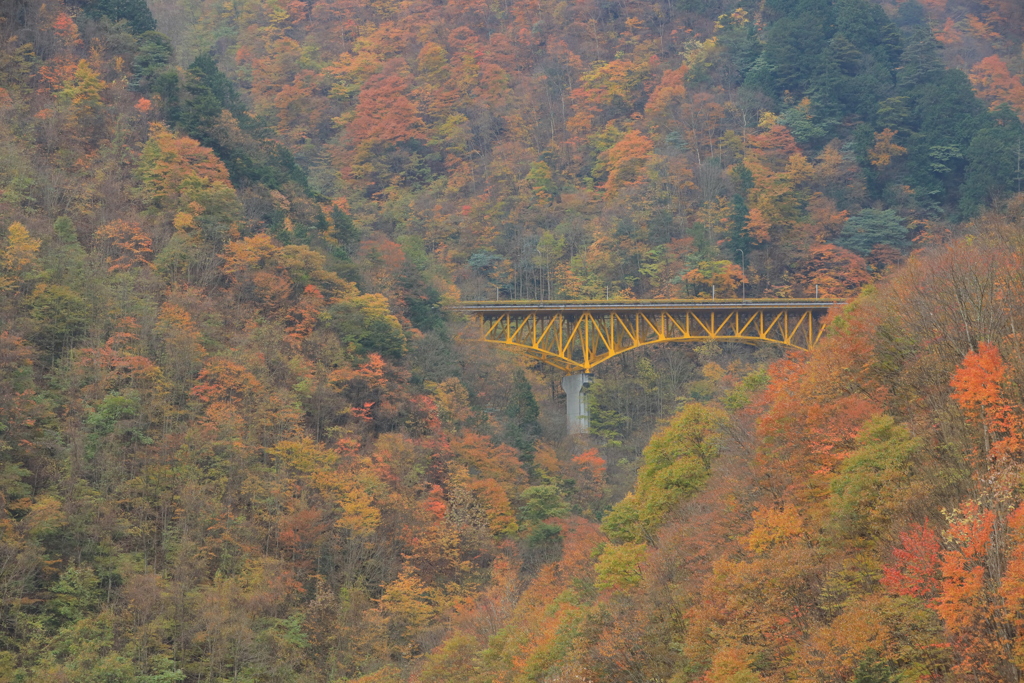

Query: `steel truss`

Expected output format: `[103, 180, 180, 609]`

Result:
[454, 300, 844, 373]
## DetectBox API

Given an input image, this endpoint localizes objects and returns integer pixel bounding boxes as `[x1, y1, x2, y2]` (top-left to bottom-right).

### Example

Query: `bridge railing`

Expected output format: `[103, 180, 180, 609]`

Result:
[451, 297, 846, 310]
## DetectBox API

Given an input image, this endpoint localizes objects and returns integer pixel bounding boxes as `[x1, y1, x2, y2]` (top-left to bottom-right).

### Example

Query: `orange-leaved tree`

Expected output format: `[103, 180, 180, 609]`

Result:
[950, 341, 1024, 463]
[95, 220, 153, 272]
[969, 55, 1024, 115]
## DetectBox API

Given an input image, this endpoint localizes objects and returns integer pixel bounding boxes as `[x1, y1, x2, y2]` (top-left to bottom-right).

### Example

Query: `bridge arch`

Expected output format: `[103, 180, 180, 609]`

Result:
[454, 300, 844, 373]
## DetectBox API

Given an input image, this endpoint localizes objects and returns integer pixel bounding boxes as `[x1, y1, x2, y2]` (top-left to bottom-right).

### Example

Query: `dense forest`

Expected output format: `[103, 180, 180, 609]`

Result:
[2, 0, 1024, 679]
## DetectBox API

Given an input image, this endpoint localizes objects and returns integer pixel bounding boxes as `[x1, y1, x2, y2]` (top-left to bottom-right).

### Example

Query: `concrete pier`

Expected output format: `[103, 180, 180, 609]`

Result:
[561, 372, 593, 435]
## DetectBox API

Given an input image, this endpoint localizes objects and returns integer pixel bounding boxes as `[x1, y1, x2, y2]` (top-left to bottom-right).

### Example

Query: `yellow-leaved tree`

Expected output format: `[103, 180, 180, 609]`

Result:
[138, 123, 242, 242]
[1, 222, 41, 295]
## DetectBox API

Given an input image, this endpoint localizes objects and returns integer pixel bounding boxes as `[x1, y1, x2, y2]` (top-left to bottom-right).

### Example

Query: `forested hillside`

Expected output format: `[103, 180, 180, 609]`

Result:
[147, 0, 1024, 301]
[1, 0, 1024, 680]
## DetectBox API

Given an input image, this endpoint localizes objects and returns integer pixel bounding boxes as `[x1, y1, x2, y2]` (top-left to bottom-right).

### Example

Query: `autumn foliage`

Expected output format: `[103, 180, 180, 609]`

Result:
[3, 0, 1024, 680]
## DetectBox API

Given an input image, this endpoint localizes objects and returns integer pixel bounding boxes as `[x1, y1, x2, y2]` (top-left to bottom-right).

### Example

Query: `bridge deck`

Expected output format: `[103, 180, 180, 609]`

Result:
[453, 298, 845, 313]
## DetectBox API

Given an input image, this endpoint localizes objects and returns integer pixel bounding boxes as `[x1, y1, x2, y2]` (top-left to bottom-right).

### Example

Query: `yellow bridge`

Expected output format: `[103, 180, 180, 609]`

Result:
[454, 299, 845, 373]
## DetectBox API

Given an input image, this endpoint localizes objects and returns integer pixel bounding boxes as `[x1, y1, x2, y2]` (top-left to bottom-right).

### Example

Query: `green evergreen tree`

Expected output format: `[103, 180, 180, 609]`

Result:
[87, 0, 156, 33]
[762, 15, 829, 95]
[895, 30, 943, 90]
[333, 206, 360, 252]
[875, 96, 912, 130]
[178, 54, 239, 137]
[504, 369, 540, 466]
[806, 44, 846, 120]
[961, 106, 1024, 214]
[904, 70, 991, 201]
[895, 0, 927, 28]
[834, 0, 900, 66]
[836, 209, 907, 255]
[725, 163, 754, 254]
[53, 216, 76, 244]
[172, 54, 308, 191]
[133, 31, 174, 85]
[742, 54, 776, 95]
